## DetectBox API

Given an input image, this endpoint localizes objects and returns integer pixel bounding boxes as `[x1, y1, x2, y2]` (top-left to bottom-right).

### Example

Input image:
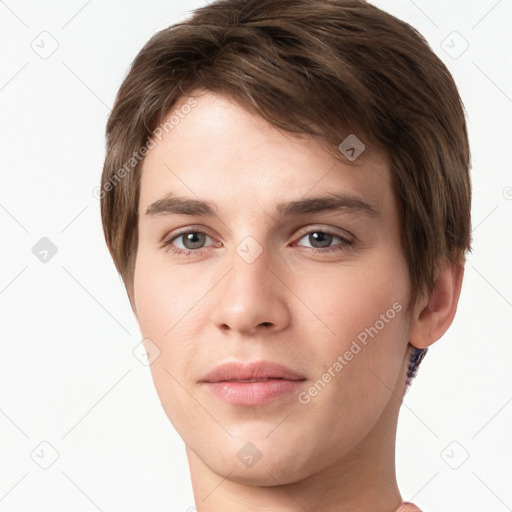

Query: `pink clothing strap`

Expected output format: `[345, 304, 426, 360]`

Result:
[396, 503, 422, 512]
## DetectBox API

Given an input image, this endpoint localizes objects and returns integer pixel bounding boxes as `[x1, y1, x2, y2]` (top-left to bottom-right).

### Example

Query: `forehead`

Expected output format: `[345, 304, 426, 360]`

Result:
[139, 90, 393, 218]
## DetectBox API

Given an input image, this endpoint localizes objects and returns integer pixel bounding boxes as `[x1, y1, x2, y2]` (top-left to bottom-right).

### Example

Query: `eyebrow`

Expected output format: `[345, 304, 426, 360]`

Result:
[145, 192, 380, 219]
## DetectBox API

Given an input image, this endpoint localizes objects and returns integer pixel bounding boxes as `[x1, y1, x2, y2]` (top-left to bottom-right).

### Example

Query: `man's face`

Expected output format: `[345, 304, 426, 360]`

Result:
[134, 90, 413, 484]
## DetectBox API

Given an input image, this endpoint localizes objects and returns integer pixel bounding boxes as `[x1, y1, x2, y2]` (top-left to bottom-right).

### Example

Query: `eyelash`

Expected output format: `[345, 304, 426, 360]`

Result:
[162, 227, 355, 257]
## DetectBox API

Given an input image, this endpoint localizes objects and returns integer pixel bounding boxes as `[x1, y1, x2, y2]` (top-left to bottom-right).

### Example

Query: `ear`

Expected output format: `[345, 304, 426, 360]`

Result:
[409, 258, 465, 349]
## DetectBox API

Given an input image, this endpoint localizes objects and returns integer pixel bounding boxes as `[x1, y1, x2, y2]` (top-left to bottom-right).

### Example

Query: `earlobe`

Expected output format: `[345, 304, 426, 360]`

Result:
[409, 258, 465, 349]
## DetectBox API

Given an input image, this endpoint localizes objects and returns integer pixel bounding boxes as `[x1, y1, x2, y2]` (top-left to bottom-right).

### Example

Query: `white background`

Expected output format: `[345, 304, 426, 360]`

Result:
[1, 1, 511, 511]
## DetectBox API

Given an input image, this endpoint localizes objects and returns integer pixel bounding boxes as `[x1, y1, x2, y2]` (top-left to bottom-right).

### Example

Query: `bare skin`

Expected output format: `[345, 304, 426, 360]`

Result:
[132, 90, 463, 512]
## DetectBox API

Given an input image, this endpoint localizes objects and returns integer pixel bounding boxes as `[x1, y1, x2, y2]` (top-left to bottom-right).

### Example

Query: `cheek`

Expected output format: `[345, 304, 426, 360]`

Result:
[133, 250, 194, 392]
[295, 248, 409, 344]
[133, 248, 220, 388]
[133, 247, 204, 340]
[297, 247, 410, 403]
[133, 252, 211, 430]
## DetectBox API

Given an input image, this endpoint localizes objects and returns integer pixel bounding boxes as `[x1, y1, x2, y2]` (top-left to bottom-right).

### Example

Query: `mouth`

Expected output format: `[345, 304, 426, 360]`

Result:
[200, 361, 307, 405]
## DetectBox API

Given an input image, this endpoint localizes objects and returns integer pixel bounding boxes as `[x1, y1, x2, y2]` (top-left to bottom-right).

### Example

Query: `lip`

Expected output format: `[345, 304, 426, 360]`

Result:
[200, 361, 307, 405]
[201, 361, 306, 383]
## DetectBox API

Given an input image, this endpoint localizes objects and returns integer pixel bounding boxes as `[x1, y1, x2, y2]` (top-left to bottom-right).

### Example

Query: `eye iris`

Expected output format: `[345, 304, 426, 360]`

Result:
[309, 232, 332, 248]
[183, 232, 206, 249]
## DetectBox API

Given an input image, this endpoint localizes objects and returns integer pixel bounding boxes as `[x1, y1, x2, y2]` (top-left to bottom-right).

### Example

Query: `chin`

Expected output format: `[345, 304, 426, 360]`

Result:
[210, 452, 313, 487]
[193, 432, 324, 486]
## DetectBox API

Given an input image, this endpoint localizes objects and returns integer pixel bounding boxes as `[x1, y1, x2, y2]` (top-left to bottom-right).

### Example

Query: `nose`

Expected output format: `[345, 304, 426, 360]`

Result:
[210, 241, 291, 336]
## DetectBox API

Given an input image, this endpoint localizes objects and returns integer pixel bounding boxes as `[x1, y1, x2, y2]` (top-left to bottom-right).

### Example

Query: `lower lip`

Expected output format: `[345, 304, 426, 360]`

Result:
[203, 379, 306, 405]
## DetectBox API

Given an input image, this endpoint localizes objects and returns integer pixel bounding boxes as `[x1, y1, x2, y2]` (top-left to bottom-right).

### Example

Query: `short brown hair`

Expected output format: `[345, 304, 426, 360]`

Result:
[101, 0, 471, 310]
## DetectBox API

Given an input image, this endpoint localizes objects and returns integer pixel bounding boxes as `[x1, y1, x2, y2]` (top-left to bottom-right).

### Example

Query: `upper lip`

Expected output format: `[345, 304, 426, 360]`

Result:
[200, 361, 306, 383]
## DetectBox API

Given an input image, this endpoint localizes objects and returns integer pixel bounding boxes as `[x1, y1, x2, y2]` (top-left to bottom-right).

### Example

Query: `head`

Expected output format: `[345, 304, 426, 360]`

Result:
[100, 0, 471, 487]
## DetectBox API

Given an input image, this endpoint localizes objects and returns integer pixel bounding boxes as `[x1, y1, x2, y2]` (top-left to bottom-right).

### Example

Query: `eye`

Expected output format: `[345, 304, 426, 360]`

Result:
[295, 229, 354, 253]
[162, 227, 354, 257]
[163, 230, 216, 255]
